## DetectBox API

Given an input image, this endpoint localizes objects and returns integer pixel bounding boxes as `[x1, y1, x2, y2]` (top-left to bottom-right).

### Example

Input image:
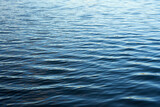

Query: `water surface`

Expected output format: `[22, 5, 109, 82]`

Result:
[0, 0, 160, 106]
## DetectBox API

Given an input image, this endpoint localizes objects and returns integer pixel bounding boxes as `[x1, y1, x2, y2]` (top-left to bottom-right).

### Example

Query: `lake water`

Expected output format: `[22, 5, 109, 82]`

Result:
[0, 0, 160, 106]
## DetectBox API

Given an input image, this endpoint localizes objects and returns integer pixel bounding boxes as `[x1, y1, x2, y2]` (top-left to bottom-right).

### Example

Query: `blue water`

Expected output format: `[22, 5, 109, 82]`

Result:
[0, 0, 160, 106]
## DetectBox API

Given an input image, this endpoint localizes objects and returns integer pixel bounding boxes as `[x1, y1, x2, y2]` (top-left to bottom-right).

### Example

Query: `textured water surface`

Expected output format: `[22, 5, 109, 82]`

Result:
[0, 0, 160, 106]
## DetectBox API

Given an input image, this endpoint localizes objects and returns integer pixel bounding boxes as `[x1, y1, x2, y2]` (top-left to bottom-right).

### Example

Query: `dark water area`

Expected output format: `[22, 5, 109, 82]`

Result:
[0, 0, 160, 106]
